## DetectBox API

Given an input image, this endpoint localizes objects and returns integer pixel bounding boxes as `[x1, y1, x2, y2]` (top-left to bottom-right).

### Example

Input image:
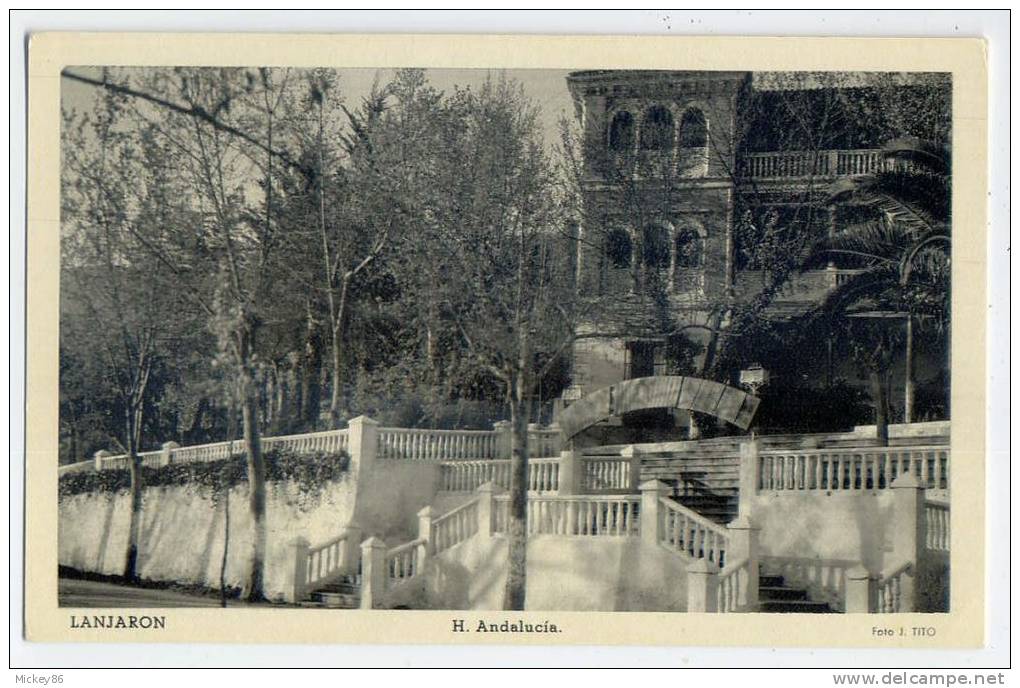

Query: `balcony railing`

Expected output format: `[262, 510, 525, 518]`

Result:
[742, 149, 915, 181]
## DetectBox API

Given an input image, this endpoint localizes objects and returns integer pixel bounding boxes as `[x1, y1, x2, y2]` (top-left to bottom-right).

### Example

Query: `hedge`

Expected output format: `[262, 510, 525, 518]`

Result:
[58, 448, 351, 502]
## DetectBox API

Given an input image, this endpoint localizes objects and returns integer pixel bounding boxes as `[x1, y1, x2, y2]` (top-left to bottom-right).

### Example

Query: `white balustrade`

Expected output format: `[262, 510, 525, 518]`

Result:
[385, 538, 425, 583]
[757, 446, 949, 493]
[581, 458, 632, 492]
[876, 562, 913, 613]
[305, 533, 350, 589]
[430, 500, 480, 553]
[527, 459, 560, 492]
[439, 458, 559, 493]
[262, 429, 349, 455]
[716, 558, 751, 613]
[925, 501, 950, 551]
[658, 498, 729, 567]
[492, 495, 640, 537]
[58, 460, 94, 476]
[377, 428, 500, 461]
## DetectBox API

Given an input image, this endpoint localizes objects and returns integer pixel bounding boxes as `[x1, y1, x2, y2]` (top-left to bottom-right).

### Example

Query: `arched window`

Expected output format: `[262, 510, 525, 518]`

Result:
[679, 108, 708, 149]
[639, 106, 674, 150]
[608, 111, 634, 152]
[605, 229, 632, 268]
[642, 224, 671, 269]
[675, 226, 704, 268]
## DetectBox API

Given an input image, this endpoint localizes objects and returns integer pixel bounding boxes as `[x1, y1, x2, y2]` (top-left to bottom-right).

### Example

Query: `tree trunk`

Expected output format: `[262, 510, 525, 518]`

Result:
[124, 406, 142, 581]
[328, 283, 350, 428]
[186, 397, 209, 445]
[869, 368, 889, 446]
[328, 324, 346, 428]
[903, 315, 914, 424]
[238, 329, 267, 602]
[301, 306, 322, 428]
[219, 481, 230, 608]
[503, 375, 530, 611]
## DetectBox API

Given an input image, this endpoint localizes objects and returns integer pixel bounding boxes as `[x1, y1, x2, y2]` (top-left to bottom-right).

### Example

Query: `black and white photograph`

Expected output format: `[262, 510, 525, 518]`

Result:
[53, 63, 955, 617]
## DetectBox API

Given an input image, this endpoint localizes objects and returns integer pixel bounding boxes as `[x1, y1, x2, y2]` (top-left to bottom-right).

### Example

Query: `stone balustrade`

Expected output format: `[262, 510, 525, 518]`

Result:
[285, 523, 361, 604]
[754, 444, 950, 493]
[493, 494, 641, 537]
[841, 473, 949, 613]
[741, 148, 915, 180]
[79, 417, 568, 474]
[357, 483, 497, 609]
[925, 500, 950, 552]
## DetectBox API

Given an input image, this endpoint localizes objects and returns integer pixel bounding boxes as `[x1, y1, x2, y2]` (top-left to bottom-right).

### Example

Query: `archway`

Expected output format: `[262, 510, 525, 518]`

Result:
[557, 376, 760, 440]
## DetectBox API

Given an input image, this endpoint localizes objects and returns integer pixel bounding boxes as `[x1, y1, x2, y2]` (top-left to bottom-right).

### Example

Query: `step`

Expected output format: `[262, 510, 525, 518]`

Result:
[758, 599, 835, 613]
[312, 590, 360, 608]
[316, 582, 359, 595]
[759, 585, 809, 601]
[759, 574, 785, 587]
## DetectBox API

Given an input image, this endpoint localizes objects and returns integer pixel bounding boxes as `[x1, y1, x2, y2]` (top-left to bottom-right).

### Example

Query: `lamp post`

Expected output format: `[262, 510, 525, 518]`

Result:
[739, 363, 770, 395]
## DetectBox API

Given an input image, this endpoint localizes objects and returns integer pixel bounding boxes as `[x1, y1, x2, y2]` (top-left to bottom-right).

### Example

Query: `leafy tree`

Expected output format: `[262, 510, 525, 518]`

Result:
[412, 75, 578, 609]
[61, 89, 194, 580]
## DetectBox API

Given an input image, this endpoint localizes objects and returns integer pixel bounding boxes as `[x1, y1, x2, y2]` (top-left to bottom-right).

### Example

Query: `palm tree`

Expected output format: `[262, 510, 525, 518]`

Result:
[813, 138, 950, 440]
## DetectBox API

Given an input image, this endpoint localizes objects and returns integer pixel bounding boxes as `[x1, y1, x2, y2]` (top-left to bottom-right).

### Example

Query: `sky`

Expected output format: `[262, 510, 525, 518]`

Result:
[61, 67, 578, 151]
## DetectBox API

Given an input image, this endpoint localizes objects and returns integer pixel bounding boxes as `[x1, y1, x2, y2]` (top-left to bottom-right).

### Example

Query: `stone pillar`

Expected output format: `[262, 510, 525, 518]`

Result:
[891, 472, 925, 612]
[341, 523, 362, 575]
[620, 445, 642, 492]
[359, 536, 388, 610]
[93, 449, 111, 471]
[417, 505, 434, 567]
[639, 479, 670, 547]
[547, 423, 563, 455]
[726, 516, 760, 610]
[738, 439, 760, 519]
[686, 558, 720, 612]
[476, 481, 495, 536]
[527, 422, 541, 457]
[285, 536, 310, 604]
[347, 415, 379, 477]
[493, 421, 512, 459]
[160, 441, 179, 468]
[845, 565, 878, 613]
[558, 450, 583, 496]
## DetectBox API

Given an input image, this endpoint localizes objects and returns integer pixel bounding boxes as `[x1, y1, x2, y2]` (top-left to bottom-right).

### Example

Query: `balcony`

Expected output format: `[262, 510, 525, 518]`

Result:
[741, 149, 912, 181]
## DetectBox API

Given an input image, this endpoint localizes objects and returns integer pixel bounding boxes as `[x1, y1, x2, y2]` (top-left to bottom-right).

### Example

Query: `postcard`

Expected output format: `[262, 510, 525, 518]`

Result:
[25, 32, 987, 647]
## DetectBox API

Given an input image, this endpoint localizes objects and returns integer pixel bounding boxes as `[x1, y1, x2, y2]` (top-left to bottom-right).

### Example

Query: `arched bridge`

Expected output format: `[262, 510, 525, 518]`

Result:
[558, 376, 760, 440]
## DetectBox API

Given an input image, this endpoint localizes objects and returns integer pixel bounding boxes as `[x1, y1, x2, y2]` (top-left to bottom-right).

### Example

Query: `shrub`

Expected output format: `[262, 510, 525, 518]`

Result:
[58, 447, 351, 501]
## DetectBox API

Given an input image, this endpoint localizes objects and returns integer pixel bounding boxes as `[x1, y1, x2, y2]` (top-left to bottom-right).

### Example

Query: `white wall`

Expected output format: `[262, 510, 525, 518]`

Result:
[751, 491, 897, 610]
[58, 457, 441, 601]
[423, 534, 690, 611]
[59, 478, 358, 601]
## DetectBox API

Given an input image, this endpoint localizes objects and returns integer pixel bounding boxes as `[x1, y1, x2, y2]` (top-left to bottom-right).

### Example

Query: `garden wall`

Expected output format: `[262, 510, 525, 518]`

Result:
[58, 456, 441, 601]
[422, 534, 690, 611]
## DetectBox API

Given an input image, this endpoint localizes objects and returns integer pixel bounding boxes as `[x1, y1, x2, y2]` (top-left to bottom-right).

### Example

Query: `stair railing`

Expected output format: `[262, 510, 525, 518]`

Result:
[285, 523, 362, 604]
[876, 561, 914, 613]
[384, 537, 428, 585]
[716, 557, 752, 612]
[359, 483, 498, 609]
[657, 497, 730, 567]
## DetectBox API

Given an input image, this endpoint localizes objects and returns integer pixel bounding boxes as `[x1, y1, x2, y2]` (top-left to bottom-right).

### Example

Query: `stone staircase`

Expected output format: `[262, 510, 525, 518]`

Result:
[300, 574, 362, 609]
[671, 489, 737, 525]
[757, 573, 835, 613]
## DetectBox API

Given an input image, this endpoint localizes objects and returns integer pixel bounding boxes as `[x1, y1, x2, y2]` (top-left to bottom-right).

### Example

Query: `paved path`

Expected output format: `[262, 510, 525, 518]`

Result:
[58, 578, 267, 608]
